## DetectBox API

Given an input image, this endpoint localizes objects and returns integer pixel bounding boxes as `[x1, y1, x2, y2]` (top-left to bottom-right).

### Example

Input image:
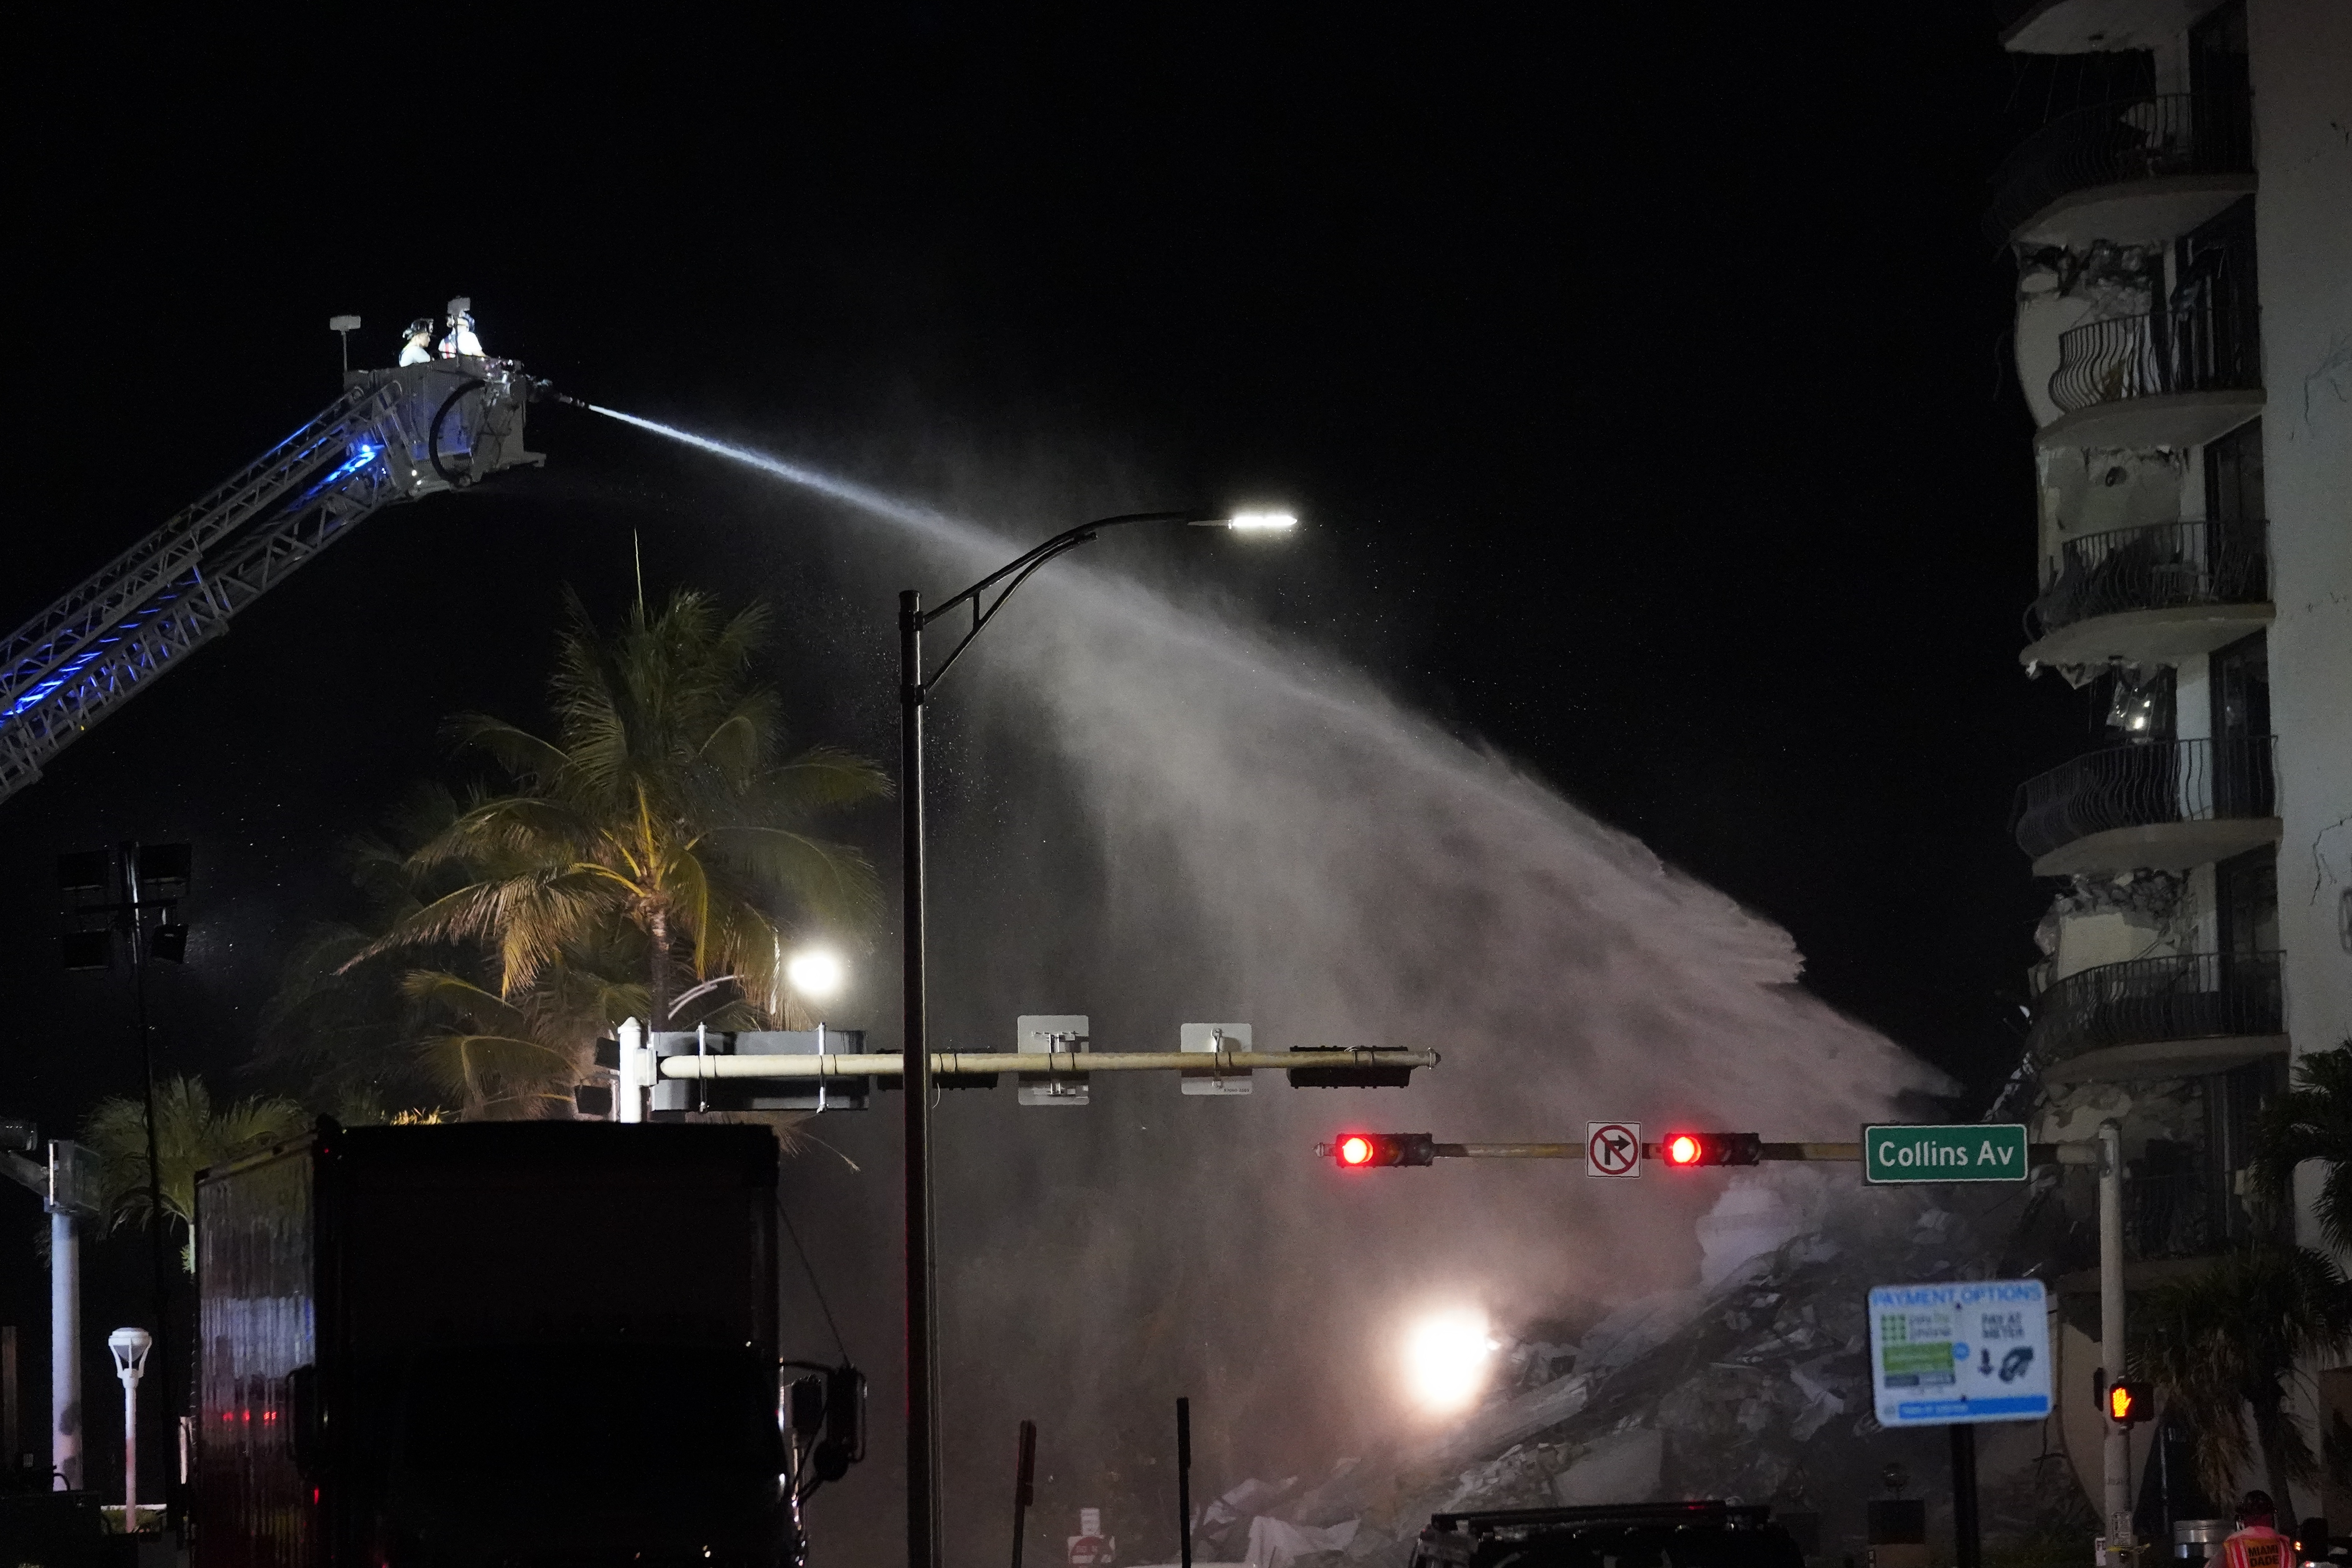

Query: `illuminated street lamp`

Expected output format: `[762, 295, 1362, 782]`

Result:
[897, 507, 1293, 1565]
[108, 1328, 151, 1527]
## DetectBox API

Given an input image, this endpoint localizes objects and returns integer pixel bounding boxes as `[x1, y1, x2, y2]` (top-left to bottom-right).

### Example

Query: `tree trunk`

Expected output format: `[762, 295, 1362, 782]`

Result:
[648, 903, 672, 1034]
[2251, 1390, 2297, 1524]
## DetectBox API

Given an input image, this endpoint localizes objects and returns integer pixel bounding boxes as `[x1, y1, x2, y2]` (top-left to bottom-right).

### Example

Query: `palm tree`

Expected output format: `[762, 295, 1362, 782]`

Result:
[263, 785, 637, 1119]
[2250, 1040, 2352, 1254]
[82, 1075, 309, 1271]
[2130, 1242, 2352, 1517]
[362, 588, 888, 1035]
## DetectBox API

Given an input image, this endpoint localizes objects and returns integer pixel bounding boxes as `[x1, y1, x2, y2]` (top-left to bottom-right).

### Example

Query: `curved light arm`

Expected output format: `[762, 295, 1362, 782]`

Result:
[916, 510, 1222, 691]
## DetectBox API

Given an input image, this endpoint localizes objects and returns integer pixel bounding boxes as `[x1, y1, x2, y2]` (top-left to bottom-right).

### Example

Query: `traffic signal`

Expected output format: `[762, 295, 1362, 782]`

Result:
[1286, 1048, 1422, 1088]
[1659, 1132, 1763, 1168]
[1329, 1132, 1436, 1168]
[2105, 1378, 2152, 1425]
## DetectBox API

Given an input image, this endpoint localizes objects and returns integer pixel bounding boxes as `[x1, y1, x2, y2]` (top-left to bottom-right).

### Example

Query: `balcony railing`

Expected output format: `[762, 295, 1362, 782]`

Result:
[1991, 92, 2253, 238]
[2028, 518, 2269, 639]
[2049, 294, 2260, 415]
[2027, 951, 2283, 1069]
[2013, 734, 2276, 862]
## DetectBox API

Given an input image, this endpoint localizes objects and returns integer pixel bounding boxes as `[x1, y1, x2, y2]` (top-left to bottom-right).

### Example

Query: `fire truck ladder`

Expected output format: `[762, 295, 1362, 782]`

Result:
[0, 363, 542, 804]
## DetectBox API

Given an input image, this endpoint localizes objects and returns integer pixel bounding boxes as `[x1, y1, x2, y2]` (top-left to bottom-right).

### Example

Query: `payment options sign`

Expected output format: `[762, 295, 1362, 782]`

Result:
[1868, 1279, 2051, 1427]
[1864, 1124, 2029, 1183]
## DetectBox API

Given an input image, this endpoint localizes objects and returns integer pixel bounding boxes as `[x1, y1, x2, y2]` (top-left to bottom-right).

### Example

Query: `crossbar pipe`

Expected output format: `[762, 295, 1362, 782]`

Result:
[659, 1049, 1439, 1080]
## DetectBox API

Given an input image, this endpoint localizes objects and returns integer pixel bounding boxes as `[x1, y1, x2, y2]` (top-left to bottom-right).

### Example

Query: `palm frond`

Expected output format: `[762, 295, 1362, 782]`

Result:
[701, 825, 884, 927]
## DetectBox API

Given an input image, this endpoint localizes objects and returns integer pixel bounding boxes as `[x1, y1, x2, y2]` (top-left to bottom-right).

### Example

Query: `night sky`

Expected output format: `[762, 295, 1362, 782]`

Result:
[7, 0, 2099, 1522]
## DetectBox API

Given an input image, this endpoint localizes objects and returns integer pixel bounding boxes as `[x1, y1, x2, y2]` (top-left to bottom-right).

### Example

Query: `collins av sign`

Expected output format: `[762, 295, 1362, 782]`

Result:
[1863, 1124, 2029, 1183]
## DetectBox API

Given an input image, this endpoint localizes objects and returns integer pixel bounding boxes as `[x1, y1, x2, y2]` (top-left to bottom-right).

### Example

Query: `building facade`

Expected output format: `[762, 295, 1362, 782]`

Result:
[1992, 0, 2348, 1527]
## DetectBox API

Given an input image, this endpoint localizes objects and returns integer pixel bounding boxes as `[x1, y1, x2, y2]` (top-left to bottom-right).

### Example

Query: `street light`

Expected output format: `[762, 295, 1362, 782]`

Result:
[108, 1328, 151, 1528]
[57, 843, 189, 1520]
[896, 507, 1293, 1565]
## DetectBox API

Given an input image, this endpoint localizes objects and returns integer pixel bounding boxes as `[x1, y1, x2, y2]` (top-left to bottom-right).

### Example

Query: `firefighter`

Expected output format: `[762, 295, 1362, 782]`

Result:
[396, 318, 434, 367]
[2219, 1491, 2291, 1568]
[437, 296, 485, 359]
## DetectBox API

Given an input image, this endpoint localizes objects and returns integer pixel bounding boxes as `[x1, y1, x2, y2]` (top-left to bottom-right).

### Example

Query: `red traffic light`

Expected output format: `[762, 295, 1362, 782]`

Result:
[2105, 1379, 2152, 1424]
[1657, 1132, 1763, 1168]
[1326, 1132, 1436, 1168]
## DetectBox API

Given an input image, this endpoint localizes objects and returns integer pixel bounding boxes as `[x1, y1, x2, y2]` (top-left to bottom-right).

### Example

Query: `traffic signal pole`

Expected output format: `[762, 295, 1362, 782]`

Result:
[2098, 1119, 2130, 1551]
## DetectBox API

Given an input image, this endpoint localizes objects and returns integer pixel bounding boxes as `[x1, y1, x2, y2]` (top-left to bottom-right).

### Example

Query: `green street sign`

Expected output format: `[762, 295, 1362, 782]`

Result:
[1863, 1124, 2029, 1184]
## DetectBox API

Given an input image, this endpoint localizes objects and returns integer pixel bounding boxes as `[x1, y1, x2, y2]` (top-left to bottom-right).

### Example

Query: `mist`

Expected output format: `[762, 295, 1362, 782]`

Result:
[600, 415, 1951, 1560]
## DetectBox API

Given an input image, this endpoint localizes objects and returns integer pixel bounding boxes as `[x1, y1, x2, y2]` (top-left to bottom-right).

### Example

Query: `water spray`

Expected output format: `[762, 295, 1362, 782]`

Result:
[555, 394, 968, 543]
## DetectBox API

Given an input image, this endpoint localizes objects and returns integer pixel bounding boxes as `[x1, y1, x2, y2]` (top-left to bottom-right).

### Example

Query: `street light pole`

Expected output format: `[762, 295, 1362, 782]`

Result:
[895, 509, 1293, 1566]
[899, 587, 939, 1562]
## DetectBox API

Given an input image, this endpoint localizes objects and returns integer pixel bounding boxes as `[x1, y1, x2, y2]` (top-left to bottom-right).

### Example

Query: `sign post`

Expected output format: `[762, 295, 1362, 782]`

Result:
[1863, 1125, 2028, 1184]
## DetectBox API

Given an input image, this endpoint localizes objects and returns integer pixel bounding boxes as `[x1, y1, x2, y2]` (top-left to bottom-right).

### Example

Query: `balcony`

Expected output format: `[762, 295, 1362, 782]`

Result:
[2013, 734, 2280, 876]
[2038, 300, 2263, 450]
[1992, 93, 2255, 250]
[2029, 951, 2286, 1082]
[2022, 518, 2272, 670]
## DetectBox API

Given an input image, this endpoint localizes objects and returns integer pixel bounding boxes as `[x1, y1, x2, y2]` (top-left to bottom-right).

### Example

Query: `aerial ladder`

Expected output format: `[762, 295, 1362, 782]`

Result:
[0, 353, 548, 805]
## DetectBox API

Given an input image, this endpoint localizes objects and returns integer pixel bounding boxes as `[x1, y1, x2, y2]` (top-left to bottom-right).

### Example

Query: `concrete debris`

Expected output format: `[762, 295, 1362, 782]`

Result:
[1244, 1516, 1359, 1568]
[1250, 1177, 2031, 1568]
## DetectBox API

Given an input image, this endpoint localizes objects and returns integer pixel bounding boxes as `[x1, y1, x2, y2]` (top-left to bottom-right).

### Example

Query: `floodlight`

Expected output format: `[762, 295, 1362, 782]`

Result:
[1403, 1309, 1497, 1413]
[1223, 511, 1297, 530]
[785, 948, 845, 1000]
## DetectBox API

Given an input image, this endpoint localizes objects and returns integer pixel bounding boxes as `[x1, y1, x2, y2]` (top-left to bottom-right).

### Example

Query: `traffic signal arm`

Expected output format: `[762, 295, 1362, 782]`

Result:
[658, 1048, 1437, 1079]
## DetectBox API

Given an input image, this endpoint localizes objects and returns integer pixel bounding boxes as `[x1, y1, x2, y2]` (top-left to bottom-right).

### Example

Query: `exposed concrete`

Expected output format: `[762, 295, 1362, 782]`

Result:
[2248, 0, 2352, 1158]
[2031, 816, 2282, 877]
[2022, 602, 2274, 671]
[2013, 174, 2259, 251]
[2043, 1032, 2290, 1082]
[2005, 0, 2212, 53]
[2035, 388, 2266, 452]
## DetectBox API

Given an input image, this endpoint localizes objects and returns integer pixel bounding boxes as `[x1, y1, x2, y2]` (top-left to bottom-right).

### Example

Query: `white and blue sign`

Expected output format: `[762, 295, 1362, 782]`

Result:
[1867, 1278, 2051, 1427]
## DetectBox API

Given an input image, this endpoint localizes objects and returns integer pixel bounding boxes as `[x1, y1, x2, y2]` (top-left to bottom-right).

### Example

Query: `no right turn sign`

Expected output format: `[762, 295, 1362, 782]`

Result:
[1587, 1121, 1641, 1178]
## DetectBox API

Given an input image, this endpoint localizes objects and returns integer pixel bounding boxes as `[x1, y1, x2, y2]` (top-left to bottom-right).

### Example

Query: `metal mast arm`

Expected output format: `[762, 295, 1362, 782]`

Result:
[0, 359, 545, 803]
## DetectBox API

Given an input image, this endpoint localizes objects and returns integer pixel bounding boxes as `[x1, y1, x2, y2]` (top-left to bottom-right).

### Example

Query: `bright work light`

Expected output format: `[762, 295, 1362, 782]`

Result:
[1223, 511, 1297, 530]
[1404, 1309, 1497, 1413]
[785, 948, 845, 1000]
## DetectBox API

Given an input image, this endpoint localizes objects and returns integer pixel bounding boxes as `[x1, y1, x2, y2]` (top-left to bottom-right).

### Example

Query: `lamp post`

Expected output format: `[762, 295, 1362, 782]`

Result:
[107, 1328, 151, 1528]
[58, 842, 190, 1518]
[897, 508, 1294, 1564]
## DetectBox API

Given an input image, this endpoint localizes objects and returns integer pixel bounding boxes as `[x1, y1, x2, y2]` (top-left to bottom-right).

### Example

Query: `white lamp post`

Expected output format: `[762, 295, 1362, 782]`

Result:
[107, 1328, 151, 1528]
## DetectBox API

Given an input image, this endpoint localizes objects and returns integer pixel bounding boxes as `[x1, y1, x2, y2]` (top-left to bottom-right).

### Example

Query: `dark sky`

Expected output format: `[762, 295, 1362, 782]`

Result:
[5, 0, 2095, 1511]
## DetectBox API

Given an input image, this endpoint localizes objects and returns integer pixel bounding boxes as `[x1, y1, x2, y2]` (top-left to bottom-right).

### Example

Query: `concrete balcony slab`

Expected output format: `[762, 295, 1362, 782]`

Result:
[2022, 602, 2275, 671]
[2031, 815, 2281, 877]
[2036, 388, 2264, 451]
[2041, 1032, 2289, 1083]
[2012, 173, 2257, 250]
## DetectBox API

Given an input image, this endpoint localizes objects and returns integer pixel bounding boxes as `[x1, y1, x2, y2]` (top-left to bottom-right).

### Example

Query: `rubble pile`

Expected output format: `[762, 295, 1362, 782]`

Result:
[1216, 1177, 2056, 1568]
